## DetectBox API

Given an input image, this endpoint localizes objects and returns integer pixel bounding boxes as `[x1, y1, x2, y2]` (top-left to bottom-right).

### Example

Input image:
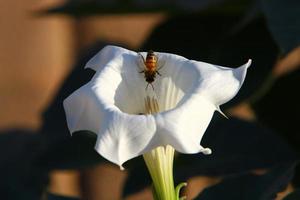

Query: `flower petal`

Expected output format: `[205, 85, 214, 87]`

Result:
[84, 45, 128, 72]
[64, 83, 104, 134]
[95, 111, 157, 167]
[151, 58, 250, 155]
[64, 83, 157, 167]
[155, 95, 214, 154]
[193, 59, 252, 106]
[64, 45, 250, 167]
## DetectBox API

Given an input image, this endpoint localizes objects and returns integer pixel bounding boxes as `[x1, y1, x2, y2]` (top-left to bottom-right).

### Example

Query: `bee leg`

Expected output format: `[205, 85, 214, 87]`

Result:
[139, 70, 145, 73]
[156, 65, 164, 76]
[157, 56, 165, 71]
[150, 83, 155, 90]
[157, 65, 164, 70]
[145, 83, 154, 90]
[138, 52, 146, 63]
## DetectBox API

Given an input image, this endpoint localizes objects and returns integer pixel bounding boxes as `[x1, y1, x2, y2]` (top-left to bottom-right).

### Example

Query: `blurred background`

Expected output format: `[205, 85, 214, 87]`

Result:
[0, 0, 300, 199]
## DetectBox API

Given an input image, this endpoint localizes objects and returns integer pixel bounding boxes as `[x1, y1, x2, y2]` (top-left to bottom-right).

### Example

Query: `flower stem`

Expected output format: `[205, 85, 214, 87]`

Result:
[143, 96, 186, 200]
[143, 145, 176, 200]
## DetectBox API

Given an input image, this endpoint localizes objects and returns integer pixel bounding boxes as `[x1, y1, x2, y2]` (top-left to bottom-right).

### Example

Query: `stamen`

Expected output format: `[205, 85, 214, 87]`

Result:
[144, 96, 159, 114]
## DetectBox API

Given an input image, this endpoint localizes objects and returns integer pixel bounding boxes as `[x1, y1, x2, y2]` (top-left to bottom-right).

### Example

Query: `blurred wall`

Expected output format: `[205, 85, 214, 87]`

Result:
[0, 0, 165, 131]
[74, 14, 165, 50]
[0, 0, 75, 130]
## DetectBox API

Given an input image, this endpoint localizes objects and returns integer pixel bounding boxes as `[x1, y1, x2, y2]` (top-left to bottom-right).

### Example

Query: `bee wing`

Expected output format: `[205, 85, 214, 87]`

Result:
[136, 52, 146, 71]
[156, 54, 166, 70]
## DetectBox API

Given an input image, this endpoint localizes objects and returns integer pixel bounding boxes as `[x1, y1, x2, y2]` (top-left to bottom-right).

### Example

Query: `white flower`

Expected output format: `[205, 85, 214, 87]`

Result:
[63, 45, 251, 168]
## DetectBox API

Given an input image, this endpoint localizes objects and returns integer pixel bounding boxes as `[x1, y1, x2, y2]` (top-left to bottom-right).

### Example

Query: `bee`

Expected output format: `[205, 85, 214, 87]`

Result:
[138, 50, 164, 90]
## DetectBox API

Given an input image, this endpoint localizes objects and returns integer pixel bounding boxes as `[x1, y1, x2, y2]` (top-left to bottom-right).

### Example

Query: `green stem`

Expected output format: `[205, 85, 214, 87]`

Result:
[143, 145, 177, 200]
[175, 182, 187, 200]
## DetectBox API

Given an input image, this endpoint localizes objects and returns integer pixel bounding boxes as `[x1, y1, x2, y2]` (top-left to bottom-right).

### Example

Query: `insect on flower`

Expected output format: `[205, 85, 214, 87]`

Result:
[138, 50, 165, 90]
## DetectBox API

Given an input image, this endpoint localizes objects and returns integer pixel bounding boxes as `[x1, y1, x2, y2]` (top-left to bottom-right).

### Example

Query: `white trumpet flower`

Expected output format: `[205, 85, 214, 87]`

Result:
[63, 45, 251, 168]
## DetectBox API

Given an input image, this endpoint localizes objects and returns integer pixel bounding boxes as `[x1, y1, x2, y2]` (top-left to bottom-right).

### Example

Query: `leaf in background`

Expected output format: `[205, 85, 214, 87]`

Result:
[261, 0, 300, 55]
[195, 162, 297, 200]
[38, 0, 244, 16]
[253, 1, 300, 186]
[122, 157, 151, 198]
[283, 189, 300, 200]
[47, 193, 80, 200]
[175, 115, 297, 180]
[37, 131, 106, 170]
[254, 70, 300, 154]
[0, 130, 47, 200]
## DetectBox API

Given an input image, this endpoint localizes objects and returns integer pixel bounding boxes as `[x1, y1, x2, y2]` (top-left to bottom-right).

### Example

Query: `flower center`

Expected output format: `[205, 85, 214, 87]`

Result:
[113, 75, 189, 116]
